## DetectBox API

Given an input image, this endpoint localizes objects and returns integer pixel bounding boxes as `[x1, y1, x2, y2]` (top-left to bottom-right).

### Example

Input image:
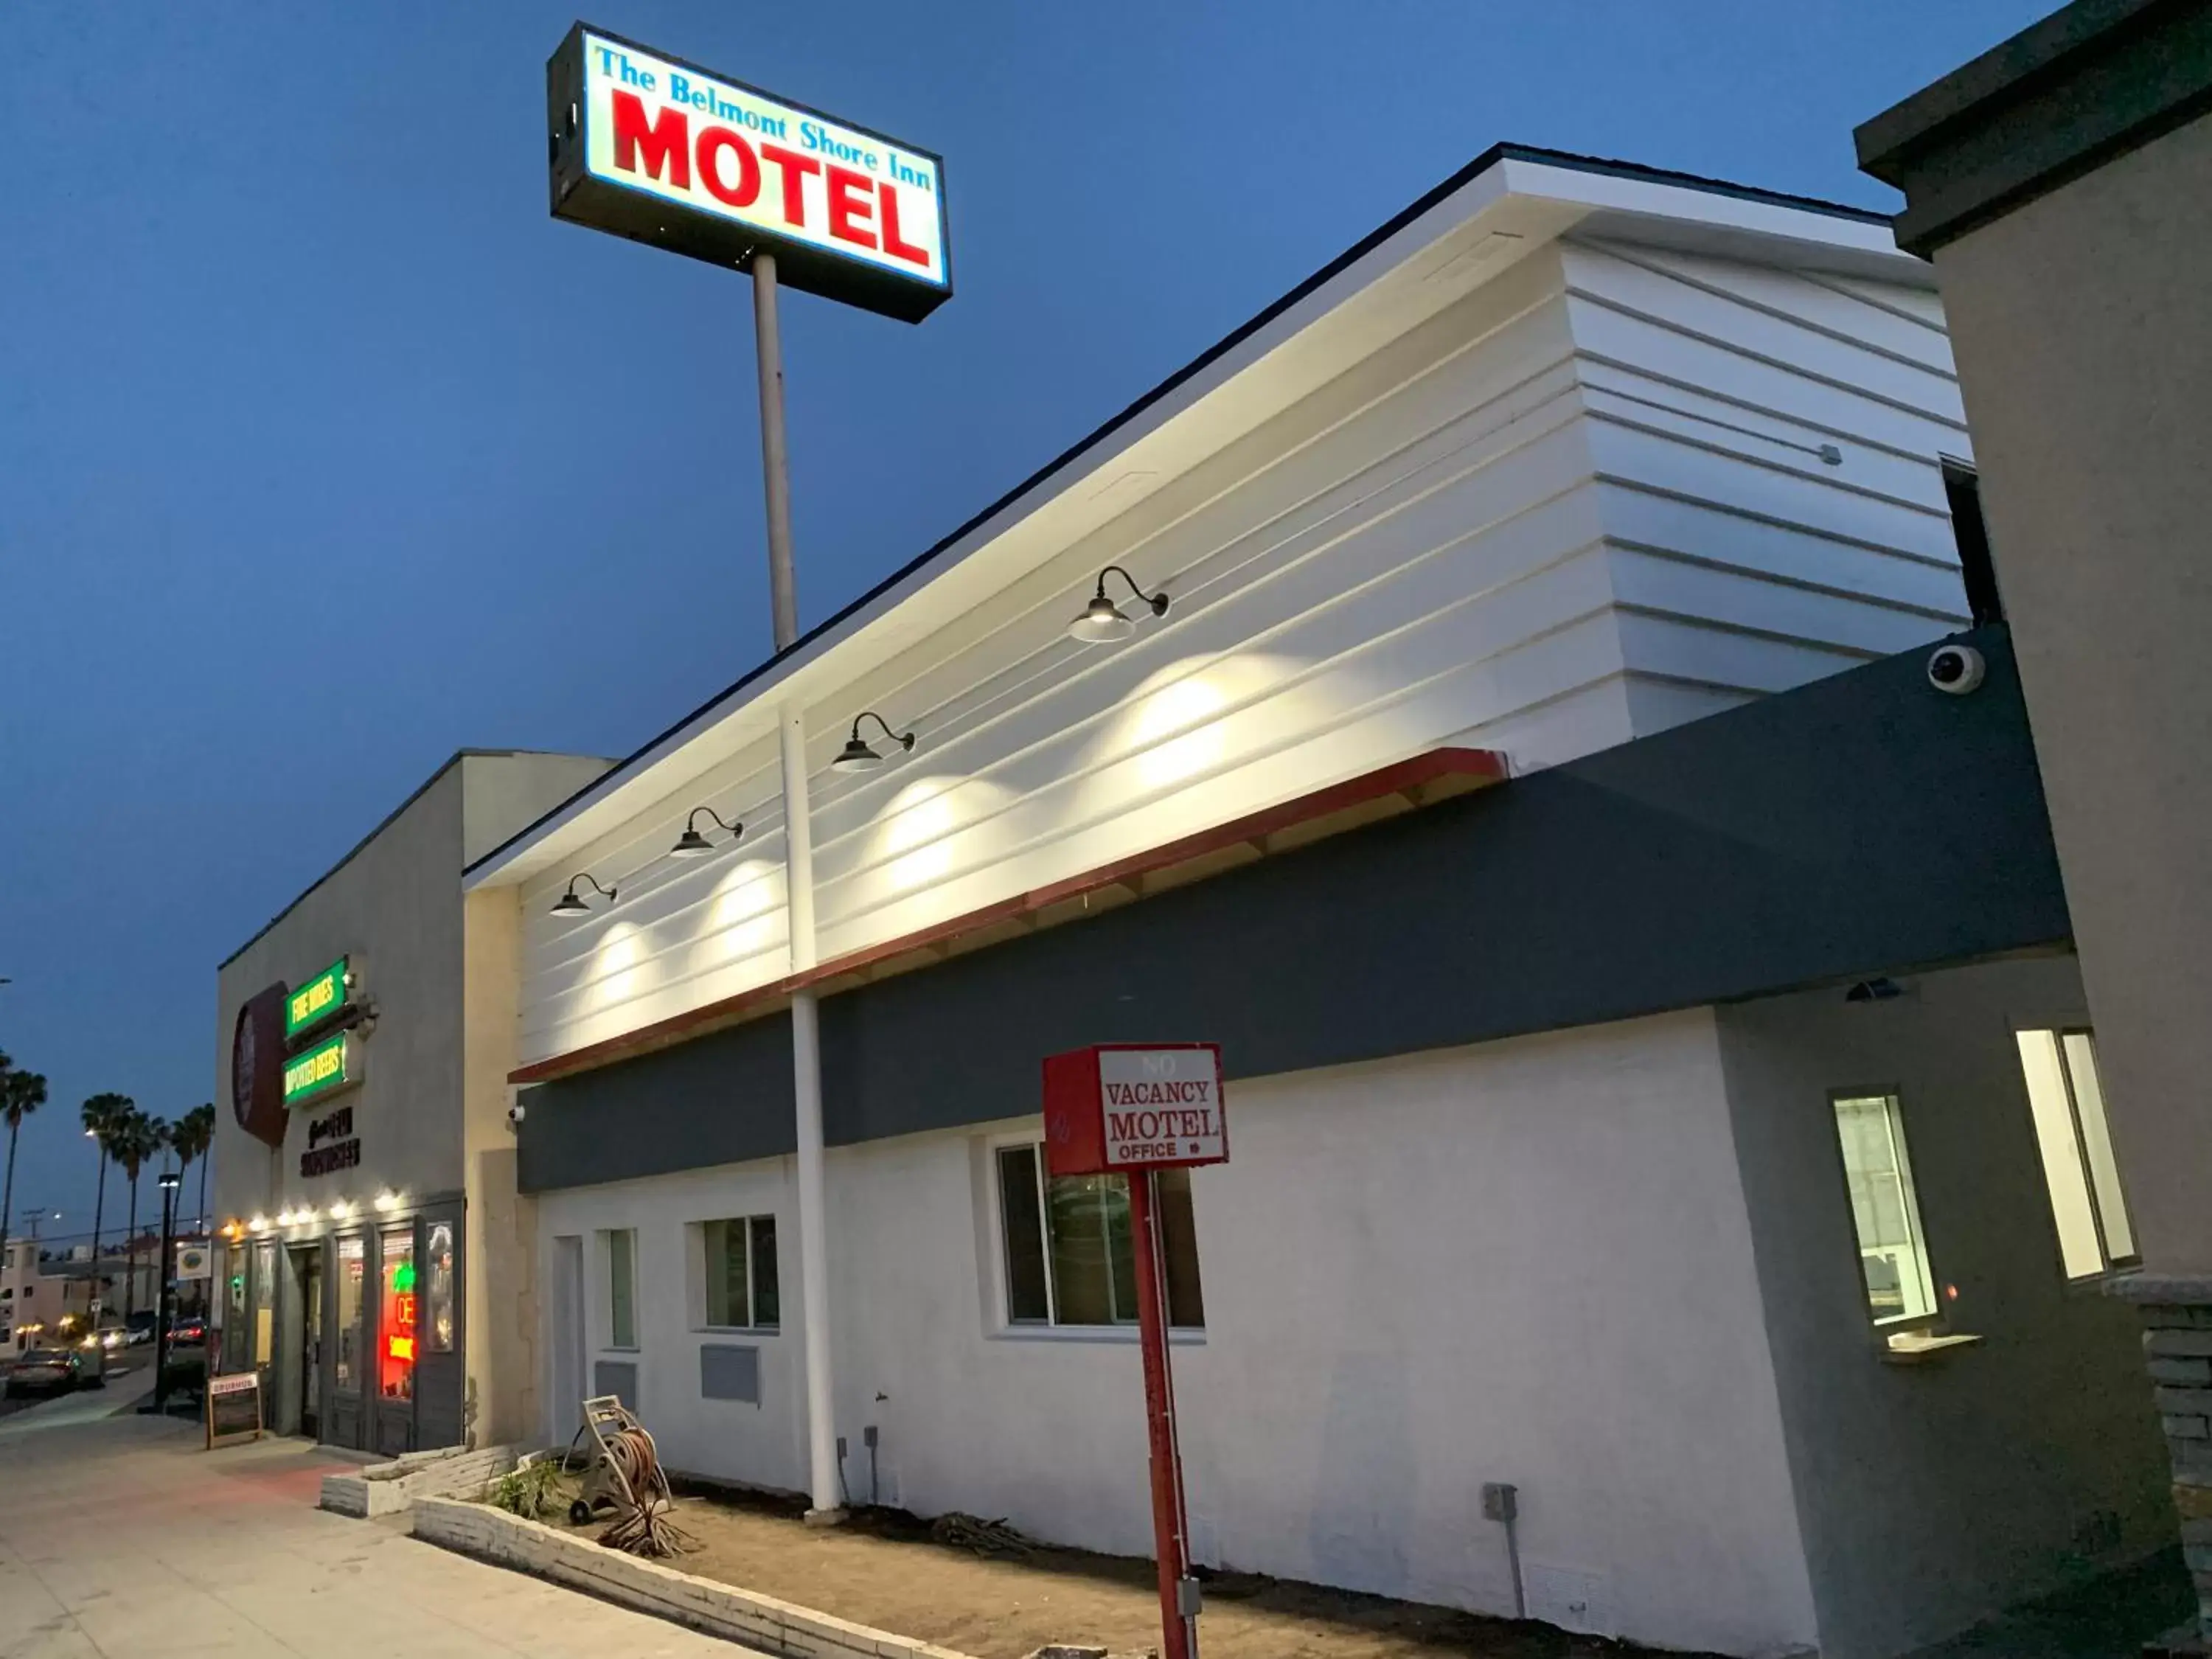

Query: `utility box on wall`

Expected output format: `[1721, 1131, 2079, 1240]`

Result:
[1041, 1043, 1228, 1178]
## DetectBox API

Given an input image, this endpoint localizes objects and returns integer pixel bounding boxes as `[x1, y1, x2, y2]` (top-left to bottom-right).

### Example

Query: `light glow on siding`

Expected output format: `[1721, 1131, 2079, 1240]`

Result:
[591, 922, 651, 1014]
[703, 858, 784, 967]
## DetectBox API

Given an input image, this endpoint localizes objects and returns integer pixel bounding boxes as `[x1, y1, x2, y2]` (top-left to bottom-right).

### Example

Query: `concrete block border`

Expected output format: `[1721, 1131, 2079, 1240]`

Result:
[320, 1443, 522, 1519]
[411, 1495, 981, 1659]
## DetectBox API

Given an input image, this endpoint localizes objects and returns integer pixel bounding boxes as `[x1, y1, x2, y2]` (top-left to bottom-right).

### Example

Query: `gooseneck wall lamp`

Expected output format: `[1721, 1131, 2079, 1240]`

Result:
[671, 806, 744, 858]
[549, 873, 618, 916]
[832, 712, 917, 773]
[1068, 565, 1170, 644]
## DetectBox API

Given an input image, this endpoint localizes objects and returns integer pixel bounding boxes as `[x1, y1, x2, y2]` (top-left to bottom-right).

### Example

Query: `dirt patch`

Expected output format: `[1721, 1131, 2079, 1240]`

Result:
[526, 1475, 1712, 1659]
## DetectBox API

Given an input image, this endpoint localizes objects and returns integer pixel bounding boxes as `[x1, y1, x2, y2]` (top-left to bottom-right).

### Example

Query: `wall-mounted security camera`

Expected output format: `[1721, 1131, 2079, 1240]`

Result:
[1927, 643, 1986, 696]
[506, 1101, 526, 1130]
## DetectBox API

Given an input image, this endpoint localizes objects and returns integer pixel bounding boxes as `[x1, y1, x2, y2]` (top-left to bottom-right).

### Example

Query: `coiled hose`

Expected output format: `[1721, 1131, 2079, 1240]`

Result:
[597, 1424, 693, 1557]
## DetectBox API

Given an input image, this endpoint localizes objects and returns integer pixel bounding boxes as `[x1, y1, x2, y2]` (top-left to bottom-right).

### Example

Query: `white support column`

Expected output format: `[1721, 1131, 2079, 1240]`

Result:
[778, 704, 840, 1520]
[754, 251, 841, 1520]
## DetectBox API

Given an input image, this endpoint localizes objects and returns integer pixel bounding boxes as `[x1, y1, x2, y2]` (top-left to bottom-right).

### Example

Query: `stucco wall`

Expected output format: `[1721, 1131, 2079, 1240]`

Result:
[1929, 111, 2212, 1277]
[536, 1009, 1820, 1658]
[1716, 953, 2174, 1659]
[213, 763, 469, 1226]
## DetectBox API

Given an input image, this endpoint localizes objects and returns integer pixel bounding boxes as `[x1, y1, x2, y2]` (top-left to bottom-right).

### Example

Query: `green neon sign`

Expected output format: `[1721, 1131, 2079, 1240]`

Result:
[282, 1032, 358, 1109]
[286, 957, 352, 1039]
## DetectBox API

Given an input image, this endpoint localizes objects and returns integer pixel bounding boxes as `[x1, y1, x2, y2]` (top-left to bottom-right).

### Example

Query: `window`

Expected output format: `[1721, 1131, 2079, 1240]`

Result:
[695, 1217, 779, 1330]
[605, 1228, 639, 1349]
[253, 1240, 276, 1366]
[334, 1235, 364, 1392]
[1940, 456, 2005, 625]
[1832, 1093, 1938, 1327]
[380, 1224, 416, 1402]
[996, 1145, 1204, 1329]
[425, 1221, 455, 1352]
[2017, 1029, 2135, 1279]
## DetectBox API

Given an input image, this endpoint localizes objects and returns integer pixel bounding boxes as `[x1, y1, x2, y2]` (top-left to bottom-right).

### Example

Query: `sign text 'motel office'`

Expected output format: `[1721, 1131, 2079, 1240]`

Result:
[1042, 1045, 1229, 1178]
[548, 25, 950, 324]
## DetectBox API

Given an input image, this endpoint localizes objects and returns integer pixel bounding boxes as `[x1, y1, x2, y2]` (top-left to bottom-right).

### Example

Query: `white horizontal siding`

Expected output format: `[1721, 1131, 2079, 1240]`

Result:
[516, 237, 1972, 1066]
[1560, 238, 1971, 727]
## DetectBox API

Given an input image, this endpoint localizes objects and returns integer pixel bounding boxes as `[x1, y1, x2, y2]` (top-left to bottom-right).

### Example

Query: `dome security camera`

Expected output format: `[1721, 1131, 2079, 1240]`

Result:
[506, 1101, 526, 1130]
[1927, 643, 1986, 696]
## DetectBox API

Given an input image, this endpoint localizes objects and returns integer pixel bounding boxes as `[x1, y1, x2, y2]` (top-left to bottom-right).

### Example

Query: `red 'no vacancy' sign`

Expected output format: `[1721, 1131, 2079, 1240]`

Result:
[1041, 1043, 1228, 1178]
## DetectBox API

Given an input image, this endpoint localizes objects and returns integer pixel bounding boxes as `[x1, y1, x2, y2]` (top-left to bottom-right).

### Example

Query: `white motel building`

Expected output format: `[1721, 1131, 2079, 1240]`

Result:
[218, 147, 2175, 1659]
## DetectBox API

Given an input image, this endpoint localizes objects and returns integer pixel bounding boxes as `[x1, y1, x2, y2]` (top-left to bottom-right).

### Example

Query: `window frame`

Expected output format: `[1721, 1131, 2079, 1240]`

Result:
[1827, 1086, 1943, 1334]
[2016, 1025, 2139, 1281]
[987, 1133, 1206, 1339]
[690, 1214, 780, 1334]
[602, 1227, 640, 1352]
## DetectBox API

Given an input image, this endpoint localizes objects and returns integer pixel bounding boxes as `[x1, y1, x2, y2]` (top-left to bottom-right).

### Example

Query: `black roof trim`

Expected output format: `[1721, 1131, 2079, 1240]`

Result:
[220, 750, 613, 971]
[467, 142, 1885, 879]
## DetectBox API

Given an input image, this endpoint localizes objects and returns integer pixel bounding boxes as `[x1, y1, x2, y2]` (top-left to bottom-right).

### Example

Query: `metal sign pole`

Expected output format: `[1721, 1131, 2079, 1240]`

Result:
[751, 249, 843, 1522]
[1128, 1169, 1198, 1659]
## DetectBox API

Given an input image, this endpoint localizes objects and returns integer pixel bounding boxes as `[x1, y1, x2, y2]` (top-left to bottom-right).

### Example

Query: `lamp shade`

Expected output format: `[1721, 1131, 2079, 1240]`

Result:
[832, 736, 885, 772]
[549, 890, 590, 916]
[670, 827, 715, 857]
[1067, 594, 1135, 643]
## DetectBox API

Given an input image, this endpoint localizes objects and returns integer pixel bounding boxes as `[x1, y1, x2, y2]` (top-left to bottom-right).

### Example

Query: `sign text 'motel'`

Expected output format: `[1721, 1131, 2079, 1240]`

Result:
[546, 25, 950, 323]
[1041, 1045, 1229, 1178]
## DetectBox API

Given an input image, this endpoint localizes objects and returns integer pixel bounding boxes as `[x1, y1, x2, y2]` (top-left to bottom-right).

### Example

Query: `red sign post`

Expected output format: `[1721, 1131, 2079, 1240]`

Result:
[1043, 1043, 1227, 1659]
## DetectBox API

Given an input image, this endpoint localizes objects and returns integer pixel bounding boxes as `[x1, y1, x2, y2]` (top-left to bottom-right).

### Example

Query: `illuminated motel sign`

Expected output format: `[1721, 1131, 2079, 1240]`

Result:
[546, 25, 951, 322]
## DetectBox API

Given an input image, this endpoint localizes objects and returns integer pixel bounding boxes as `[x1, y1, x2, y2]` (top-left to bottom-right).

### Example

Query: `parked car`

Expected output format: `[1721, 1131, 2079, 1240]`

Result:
[4, 1347, 99, 1397]
[169, 1317, 207, 1346]
[125, 1310, 156, 1346]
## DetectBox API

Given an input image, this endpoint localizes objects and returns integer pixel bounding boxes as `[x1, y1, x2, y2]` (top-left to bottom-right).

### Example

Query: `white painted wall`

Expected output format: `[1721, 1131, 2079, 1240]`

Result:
[535, 1009, 1821, 1658]
[514, 235, 1970, 1073]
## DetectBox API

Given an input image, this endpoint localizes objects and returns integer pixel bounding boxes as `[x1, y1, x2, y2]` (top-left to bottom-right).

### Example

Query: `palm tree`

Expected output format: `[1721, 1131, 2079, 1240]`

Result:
[115, 1110, 168, 1327]
[1, 1052, 49, 1312]
[171, 1105, 215, 1233]
[80, 1093, 134, 1325]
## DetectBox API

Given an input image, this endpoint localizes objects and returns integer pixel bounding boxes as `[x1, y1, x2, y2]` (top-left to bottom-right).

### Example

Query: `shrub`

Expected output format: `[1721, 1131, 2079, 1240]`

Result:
[491, 1458, 566, 1520]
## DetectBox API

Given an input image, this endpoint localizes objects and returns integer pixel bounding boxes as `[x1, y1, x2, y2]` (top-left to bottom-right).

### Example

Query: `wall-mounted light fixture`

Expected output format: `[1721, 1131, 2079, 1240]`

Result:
[832, 712, 917, 773]
[671, 806, 744, 858]
[550, 873, 618, 916]
[1068, 565, 1170, 644]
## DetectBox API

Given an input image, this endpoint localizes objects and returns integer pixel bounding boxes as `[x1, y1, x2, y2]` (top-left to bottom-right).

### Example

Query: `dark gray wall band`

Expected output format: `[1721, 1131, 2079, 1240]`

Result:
[520, 627, 2068, 1195]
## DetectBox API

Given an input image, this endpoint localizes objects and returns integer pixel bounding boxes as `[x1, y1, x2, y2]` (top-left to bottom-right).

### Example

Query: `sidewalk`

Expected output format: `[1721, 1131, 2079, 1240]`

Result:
[0, 1409, 757, 1657]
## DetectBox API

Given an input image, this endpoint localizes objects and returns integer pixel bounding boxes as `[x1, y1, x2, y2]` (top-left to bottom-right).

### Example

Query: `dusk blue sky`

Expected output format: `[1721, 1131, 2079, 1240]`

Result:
[1, 1, 2051, 1237]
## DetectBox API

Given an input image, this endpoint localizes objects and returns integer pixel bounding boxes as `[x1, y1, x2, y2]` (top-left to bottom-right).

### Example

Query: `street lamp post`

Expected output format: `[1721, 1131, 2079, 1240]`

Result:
[152, 1171, 180, 1412]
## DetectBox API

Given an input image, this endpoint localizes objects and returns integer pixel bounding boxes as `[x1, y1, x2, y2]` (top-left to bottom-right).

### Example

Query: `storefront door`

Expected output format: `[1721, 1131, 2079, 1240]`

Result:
[328, 1234, 366, 1450]
[296, 1248, 324, 1439]
[374, 1220, 417, 1457]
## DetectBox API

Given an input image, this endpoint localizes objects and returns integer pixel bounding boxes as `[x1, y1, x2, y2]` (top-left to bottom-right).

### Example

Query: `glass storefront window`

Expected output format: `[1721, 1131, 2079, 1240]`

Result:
[425, 1221, 454, 1353]
[379, 1224, 416, 1402]
[335, 1236, 365, 1394]
[252, 1240, 276, 1366]
[223, 1245, 248, 1371]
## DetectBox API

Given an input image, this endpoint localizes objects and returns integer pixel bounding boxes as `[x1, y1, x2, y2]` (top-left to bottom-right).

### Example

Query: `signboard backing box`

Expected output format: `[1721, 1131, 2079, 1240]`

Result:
[1043, 1043, 1228, 1178]
[547, 24, 952, 323]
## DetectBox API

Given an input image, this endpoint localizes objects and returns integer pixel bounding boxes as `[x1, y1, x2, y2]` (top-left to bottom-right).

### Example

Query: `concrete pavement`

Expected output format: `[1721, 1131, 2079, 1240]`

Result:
[0, 1406, 758, 1658]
